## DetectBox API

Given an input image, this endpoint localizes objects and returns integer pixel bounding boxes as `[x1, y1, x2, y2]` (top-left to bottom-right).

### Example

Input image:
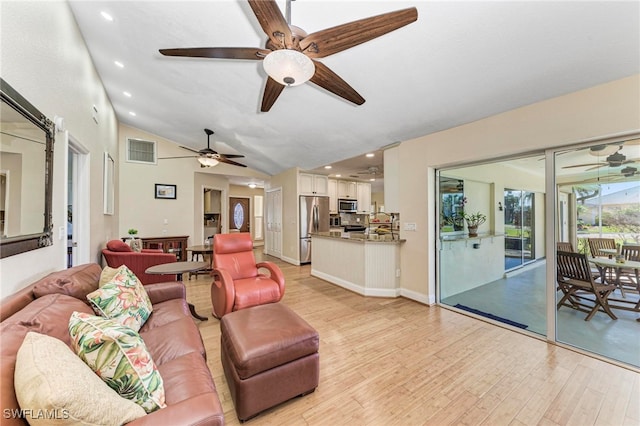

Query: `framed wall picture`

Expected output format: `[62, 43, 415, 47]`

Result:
[103, 153, 115, 215]
[155, 183, 176, 199]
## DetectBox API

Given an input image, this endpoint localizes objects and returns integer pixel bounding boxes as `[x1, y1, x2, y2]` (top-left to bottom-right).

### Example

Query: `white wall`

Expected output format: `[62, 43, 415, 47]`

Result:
[397, 74, 640, 305]
[118, 125, 268, 245]
[1, 1, 119, 297]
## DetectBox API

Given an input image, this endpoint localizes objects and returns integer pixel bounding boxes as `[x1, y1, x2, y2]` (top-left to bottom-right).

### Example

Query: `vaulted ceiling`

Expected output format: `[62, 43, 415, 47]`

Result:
[68, 1, 639, 184]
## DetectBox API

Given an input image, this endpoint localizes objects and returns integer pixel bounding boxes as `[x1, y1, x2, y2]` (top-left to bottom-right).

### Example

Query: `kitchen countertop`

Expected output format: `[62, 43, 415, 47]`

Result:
[312, 232, 405, 244]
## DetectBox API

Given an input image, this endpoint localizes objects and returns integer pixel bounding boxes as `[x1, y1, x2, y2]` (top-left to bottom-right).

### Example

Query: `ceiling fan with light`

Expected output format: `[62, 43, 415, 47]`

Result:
[562, 150, 639, 171]
[356, 166, 383, 176]
[158, 128, 246, 168]
[159, 0, 418, 112]
[562, 139, 640, 171]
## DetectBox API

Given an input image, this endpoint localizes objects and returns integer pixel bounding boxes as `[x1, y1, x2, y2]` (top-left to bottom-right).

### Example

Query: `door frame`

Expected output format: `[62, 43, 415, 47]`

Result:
[201, 185, 226, 244]
[67, 133, 90, 267]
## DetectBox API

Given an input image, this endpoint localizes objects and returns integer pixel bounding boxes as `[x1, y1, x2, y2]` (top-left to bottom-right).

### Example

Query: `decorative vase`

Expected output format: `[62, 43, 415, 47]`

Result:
[467, 225, 478, 237]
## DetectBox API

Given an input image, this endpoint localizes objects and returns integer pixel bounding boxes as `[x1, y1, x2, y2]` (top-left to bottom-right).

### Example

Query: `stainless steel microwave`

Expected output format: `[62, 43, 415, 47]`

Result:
[338, 198, 357, 213]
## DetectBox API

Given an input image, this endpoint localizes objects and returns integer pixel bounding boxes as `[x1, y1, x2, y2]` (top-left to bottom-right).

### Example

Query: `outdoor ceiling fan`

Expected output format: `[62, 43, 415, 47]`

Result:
[563, 145, 640, 170]
[158, 0, 418, 111]
[158, 128, 246, 168]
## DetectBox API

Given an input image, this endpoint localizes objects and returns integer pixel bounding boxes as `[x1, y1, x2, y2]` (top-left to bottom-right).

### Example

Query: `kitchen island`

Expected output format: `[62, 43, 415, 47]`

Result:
[311, 232, 405, 297]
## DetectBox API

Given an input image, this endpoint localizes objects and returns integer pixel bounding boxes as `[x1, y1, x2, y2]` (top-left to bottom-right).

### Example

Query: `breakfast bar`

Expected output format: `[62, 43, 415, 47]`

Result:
[310, 232, 405, 297]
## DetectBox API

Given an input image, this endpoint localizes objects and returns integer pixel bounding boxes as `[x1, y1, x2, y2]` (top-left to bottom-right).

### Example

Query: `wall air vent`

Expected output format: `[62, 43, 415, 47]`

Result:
[126, 138, 156, 164]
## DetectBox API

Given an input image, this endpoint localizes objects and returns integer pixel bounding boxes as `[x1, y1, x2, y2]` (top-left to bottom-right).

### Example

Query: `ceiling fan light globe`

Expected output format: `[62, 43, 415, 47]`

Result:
[198, 157, 219, 167]
[263, 49, 315, 87]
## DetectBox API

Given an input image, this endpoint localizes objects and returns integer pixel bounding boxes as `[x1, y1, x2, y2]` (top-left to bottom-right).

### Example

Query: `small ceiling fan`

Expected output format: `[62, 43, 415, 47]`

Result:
[562, 148, 639, 171]
[159, 0, 418, 111]
[158, 128, 246, 168]
[357, 166, 383, 176]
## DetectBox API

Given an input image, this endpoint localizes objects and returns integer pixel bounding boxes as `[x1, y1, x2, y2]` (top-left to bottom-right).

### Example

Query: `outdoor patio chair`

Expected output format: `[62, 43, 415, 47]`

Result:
[587, 238, 617, 258]
[618, 245, 640, 294]
[556, 250, 617, 321]
[556, 241, 574, 252]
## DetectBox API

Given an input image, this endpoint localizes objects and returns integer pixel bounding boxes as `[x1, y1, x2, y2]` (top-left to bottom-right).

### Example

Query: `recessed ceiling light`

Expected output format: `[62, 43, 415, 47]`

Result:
[366, 153, 375, 158]
[100, 11, 113, 21]
[324, 165, 332, 169]
[123, 91, 132, 97]
[114, 61, 124, 68]
[248, 183, 257, 189]
[129, 111, 136, 116]
[369, 178, 375, 182]
[335, 174, 341, 177]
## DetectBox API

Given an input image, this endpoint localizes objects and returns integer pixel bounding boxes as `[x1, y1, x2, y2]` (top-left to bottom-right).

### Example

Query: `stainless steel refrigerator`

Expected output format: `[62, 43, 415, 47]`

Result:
[300, 195, 330, 264]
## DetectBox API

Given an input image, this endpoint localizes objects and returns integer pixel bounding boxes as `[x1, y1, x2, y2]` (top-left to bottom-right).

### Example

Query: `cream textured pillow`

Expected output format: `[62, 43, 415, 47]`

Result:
[68, 312, 166, 413]
[14, 331, 147, 425]
[99, 265, 120, 287]
[89, 265, 152, 331]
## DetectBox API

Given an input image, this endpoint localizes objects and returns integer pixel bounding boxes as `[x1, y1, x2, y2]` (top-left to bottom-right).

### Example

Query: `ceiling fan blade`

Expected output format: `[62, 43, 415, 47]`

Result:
[248, 0, 293, 49]
[300, 8, 418, 59]
[180, 146, 201, 154]
[218, 157, 247, 167]
[261, 77, 285, 112]
[158, 155, 198, 160]
[562, 162, 605, 169]
[220, 154, 245, 159]
[159, 47, 269, 60]
[310, 61, 365, 105]
[585, 164, 611, 171]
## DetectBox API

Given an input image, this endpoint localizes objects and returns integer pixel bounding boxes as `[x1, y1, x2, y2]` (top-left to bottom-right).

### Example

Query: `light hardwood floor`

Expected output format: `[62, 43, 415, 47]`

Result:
[185, 251, 639, 425]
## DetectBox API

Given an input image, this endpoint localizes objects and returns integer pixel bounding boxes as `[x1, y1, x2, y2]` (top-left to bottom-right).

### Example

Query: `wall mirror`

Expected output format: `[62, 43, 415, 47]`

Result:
[439, 176, 464, 232]
[0, 78, 54, 258]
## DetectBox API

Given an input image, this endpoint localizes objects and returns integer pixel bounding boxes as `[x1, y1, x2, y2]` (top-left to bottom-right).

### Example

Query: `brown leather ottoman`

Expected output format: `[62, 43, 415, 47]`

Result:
[220, 303, 319, 421]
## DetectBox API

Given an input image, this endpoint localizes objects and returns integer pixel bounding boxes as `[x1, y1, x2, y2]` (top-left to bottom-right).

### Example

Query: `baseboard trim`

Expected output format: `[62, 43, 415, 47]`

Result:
[400, 288, 434, 305]
[281, 255, 300, 266]
[311, 270, 400, 298]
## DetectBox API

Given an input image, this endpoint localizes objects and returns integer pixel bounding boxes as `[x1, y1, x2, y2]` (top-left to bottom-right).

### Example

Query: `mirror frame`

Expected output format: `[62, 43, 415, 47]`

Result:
[0, 78, 55, 258]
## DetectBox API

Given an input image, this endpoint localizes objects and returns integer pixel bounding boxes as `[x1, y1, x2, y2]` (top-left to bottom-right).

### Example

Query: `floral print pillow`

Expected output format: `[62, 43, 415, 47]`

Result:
[87, 265, 152, 332]
[68, 312, 166, 413]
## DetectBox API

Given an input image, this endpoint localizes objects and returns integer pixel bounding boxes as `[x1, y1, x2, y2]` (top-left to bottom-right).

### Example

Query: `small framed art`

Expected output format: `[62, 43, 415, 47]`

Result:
[155, 184, 176, 200]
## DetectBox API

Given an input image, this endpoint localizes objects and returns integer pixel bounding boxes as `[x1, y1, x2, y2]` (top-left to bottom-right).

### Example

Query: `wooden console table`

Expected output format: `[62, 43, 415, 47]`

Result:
[140, 235, 189, 261]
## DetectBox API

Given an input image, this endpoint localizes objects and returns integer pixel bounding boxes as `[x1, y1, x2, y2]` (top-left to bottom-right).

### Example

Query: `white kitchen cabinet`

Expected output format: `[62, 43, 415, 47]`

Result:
[357, 182, 371, 214]
[337, 180, 357, 198]
[328, 179, 338, 213]
[299, 173, 328, 195]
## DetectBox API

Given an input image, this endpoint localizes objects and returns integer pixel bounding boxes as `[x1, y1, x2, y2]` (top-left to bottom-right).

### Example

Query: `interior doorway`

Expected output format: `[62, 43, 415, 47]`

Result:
[67, 135, 90, 268]
[203, 188, 222, 241]
[229, 197, 250, 233]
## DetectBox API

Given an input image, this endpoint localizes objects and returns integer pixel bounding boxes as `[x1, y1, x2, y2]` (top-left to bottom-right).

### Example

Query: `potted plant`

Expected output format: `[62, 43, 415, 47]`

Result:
[127, 228, 138, 239]
[464, 212, 486, 237]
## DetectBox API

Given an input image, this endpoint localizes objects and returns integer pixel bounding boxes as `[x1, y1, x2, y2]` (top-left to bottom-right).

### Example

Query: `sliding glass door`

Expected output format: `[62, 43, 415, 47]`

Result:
[437, 136, 640, 368]
[504, 189, 535, 270]
[438, 158, 547, 336]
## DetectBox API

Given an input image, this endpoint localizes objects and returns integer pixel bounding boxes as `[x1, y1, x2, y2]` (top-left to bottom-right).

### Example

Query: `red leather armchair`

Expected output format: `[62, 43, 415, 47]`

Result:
[102, 240, 177, 284]
[210, 232, 285, 318]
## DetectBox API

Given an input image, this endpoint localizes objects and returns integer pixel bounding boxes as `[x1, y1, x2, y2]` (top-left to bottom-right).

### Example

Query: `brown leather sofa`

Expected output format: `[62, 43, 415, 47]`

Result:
[0, 263, 224, 426]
